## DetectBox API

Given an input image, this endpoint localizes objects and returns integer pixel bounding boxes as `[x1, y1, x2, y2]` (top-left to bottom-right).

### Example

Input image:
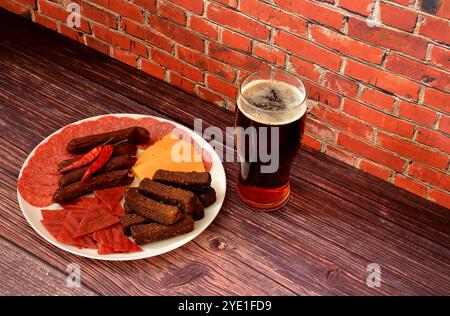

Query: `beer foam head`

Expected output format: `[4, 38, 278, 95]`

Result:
[238, 79, 307, 125]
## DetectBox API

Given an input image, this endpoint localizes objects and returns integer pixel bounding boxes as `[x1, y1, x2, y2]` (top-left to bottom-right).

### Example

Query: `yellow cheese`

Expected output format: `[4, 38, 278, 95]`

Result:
[132, 133, 205, 179]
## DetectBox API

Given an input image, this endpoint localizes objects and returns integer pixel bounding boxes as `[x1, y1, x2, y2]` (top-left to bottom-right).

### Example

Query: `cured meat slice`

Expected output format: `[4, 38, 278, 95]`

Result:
[94, 186, 126, 212]
[57, 212, 97, 249]
[98, 245, 115, 255]
[74, 202, 120, 237]
[112, 227, 130, 252]
[41, 209, 67, 239]
[92, 226, 116, 246]
[93, 226, 142, 254]
[111, 203, 125, 216]
[61, 197, 96, 210]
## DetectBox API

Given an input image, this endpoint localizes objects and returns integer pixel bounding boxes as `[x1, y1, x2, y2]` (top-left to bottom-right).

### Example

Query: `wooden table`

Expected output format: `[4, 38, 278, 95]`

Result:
[0, 9, 449, 296]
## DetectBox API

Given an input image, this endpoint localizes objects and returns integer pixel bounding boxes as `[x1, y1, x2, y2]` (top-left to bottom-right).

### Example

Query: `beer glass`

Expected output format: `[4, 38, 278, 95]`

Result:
[235, 70, 307, 211]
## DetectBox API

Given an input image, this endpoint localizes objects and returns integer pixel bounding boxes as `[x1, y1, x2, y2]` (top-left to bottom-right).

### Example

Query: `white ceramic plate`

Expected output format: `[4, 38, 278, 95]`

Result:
[17, 114, 226, 261]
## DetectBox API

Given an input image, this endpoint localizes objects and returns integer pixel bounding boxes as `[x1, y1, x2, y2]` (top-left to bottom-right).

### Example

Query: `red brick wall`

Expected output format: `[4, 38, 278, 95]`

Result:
[3, 0, 450, 208]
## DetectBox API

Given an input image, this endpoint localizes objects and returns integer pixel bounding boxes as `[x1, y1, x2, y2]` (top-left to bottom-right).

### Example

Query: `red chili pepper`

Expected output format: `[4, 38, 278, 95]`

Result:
[80, 145, 114, 182]
[60, 146, 103, 173]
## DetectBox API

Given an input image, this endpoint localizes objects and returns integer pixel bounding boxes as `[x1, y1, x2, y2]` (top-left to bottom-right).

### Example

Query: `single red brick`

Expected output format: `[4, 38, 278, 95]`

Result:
[34, 12, 58, 31]
[344, 99, 415, 138]
[302, 134, 321, 151]
[303, 81, 341, 108]
[338, 0, 372, 16]
[429, 189, 450, 209]
[93, 24, 148, 57]
[438, 115, 450, 135]
[197, 86, 228, 107]
[345, 59, 421, 100]
[213, 0, 238, 8]
[81, 1, 117, 28]
[140, 58, 165, 80]
[322, 72, 359, 98]
[151, 49, 204, 82]
[277, 0, 344, 30]
[359, 87, 395, 112]
[309, 103, 373, 139]
[337, 132, 407, 171]
[109, 0, 144, 23]
[408, 162, 450, 191]
[379, 2, 418, 32]
[385, 54, 450, 91]
[358, 160, 393, 181]
[398, 101, 437, 127]
[208, 42, 270, 72]
[158, 1, 186, 25]
[394, 174, 428, 197]
[169, 71, 196, 94]
[274, 30, 341, 71]
[206, 75, 238, 99]
[377, 131, 449, 169]
[254, 42, 285, 67]
[416, 127, 450, 155]
[325, 145, 358, 165]
[206, 2, 270, 41]
[112, 48, 137, 67]
[121, 18, 147, 40]
[347, 17, 428, 59]
[38, 0, 67, 21]
[149, 15, 204, 52]
[310, 24, 383, 64]
[86, 36, 110, 55]
[122, 18, 173, 52]
[3, 0, 32, 17]
[418, 15, 450, 45]
[288, 56, 321, 82]
[305, 117, 334, 142]
[189, 16, 219, 40]
[221, 29, 252, 53]
[429, 45, 450, 71]
[168, 0, 203, 14]
[59, 24, 84, 43]
[240, 0, 307, 37]
[176, 45, 235, 81]
[423, 88, 450, 113]
[132, 0, 156, 12]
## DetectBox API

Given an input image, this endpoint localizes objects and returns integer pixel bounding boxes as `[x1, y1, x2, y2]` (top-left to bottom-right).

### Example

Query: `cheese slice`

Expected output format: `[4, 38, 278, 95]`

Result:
[132, 133, 205, 180]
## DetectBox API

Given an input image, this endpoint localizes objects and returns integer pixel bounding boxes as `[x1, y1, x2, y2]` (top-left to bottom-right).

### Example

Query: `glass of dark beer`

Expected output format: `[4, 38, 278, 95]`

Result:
[235, 70, 307, 211]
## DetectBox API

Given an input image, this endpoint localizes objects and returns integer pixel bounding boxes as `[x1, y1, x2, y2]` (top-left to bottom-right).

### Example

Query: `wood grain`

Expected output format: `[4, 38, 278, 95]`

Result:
[0, 9, 448, 295]
[0, 237, 96, 296]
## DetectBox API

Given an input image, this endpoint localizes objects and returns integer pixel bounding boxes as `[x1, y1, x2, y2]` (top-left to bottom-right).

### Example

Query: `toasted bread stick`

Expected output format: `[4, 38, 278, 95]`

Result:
[120, 213, 149, 236]
[125, 188, 182, 225]
[59, 155, 137, 188]
[130, 215, 194, 244]
[67, 127, 149, 154]
[138, 179, 204, 217]
[197, 187, 217, 207]
[153, 170, 212, 192]
[52, 169, 134, 203]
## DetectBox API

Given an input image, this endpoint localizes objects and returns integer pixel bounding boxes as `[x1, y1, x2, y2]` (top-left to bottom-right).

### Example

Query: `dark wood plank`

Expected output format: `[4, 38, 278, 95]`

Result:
[0, 237, 96, 296]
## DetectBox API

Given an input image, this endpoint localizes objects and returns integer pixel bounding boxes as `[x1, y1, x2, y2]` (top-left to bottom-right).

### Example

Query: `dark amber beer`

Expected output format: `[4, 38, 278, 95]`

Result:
[235, 70, 307, 211]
